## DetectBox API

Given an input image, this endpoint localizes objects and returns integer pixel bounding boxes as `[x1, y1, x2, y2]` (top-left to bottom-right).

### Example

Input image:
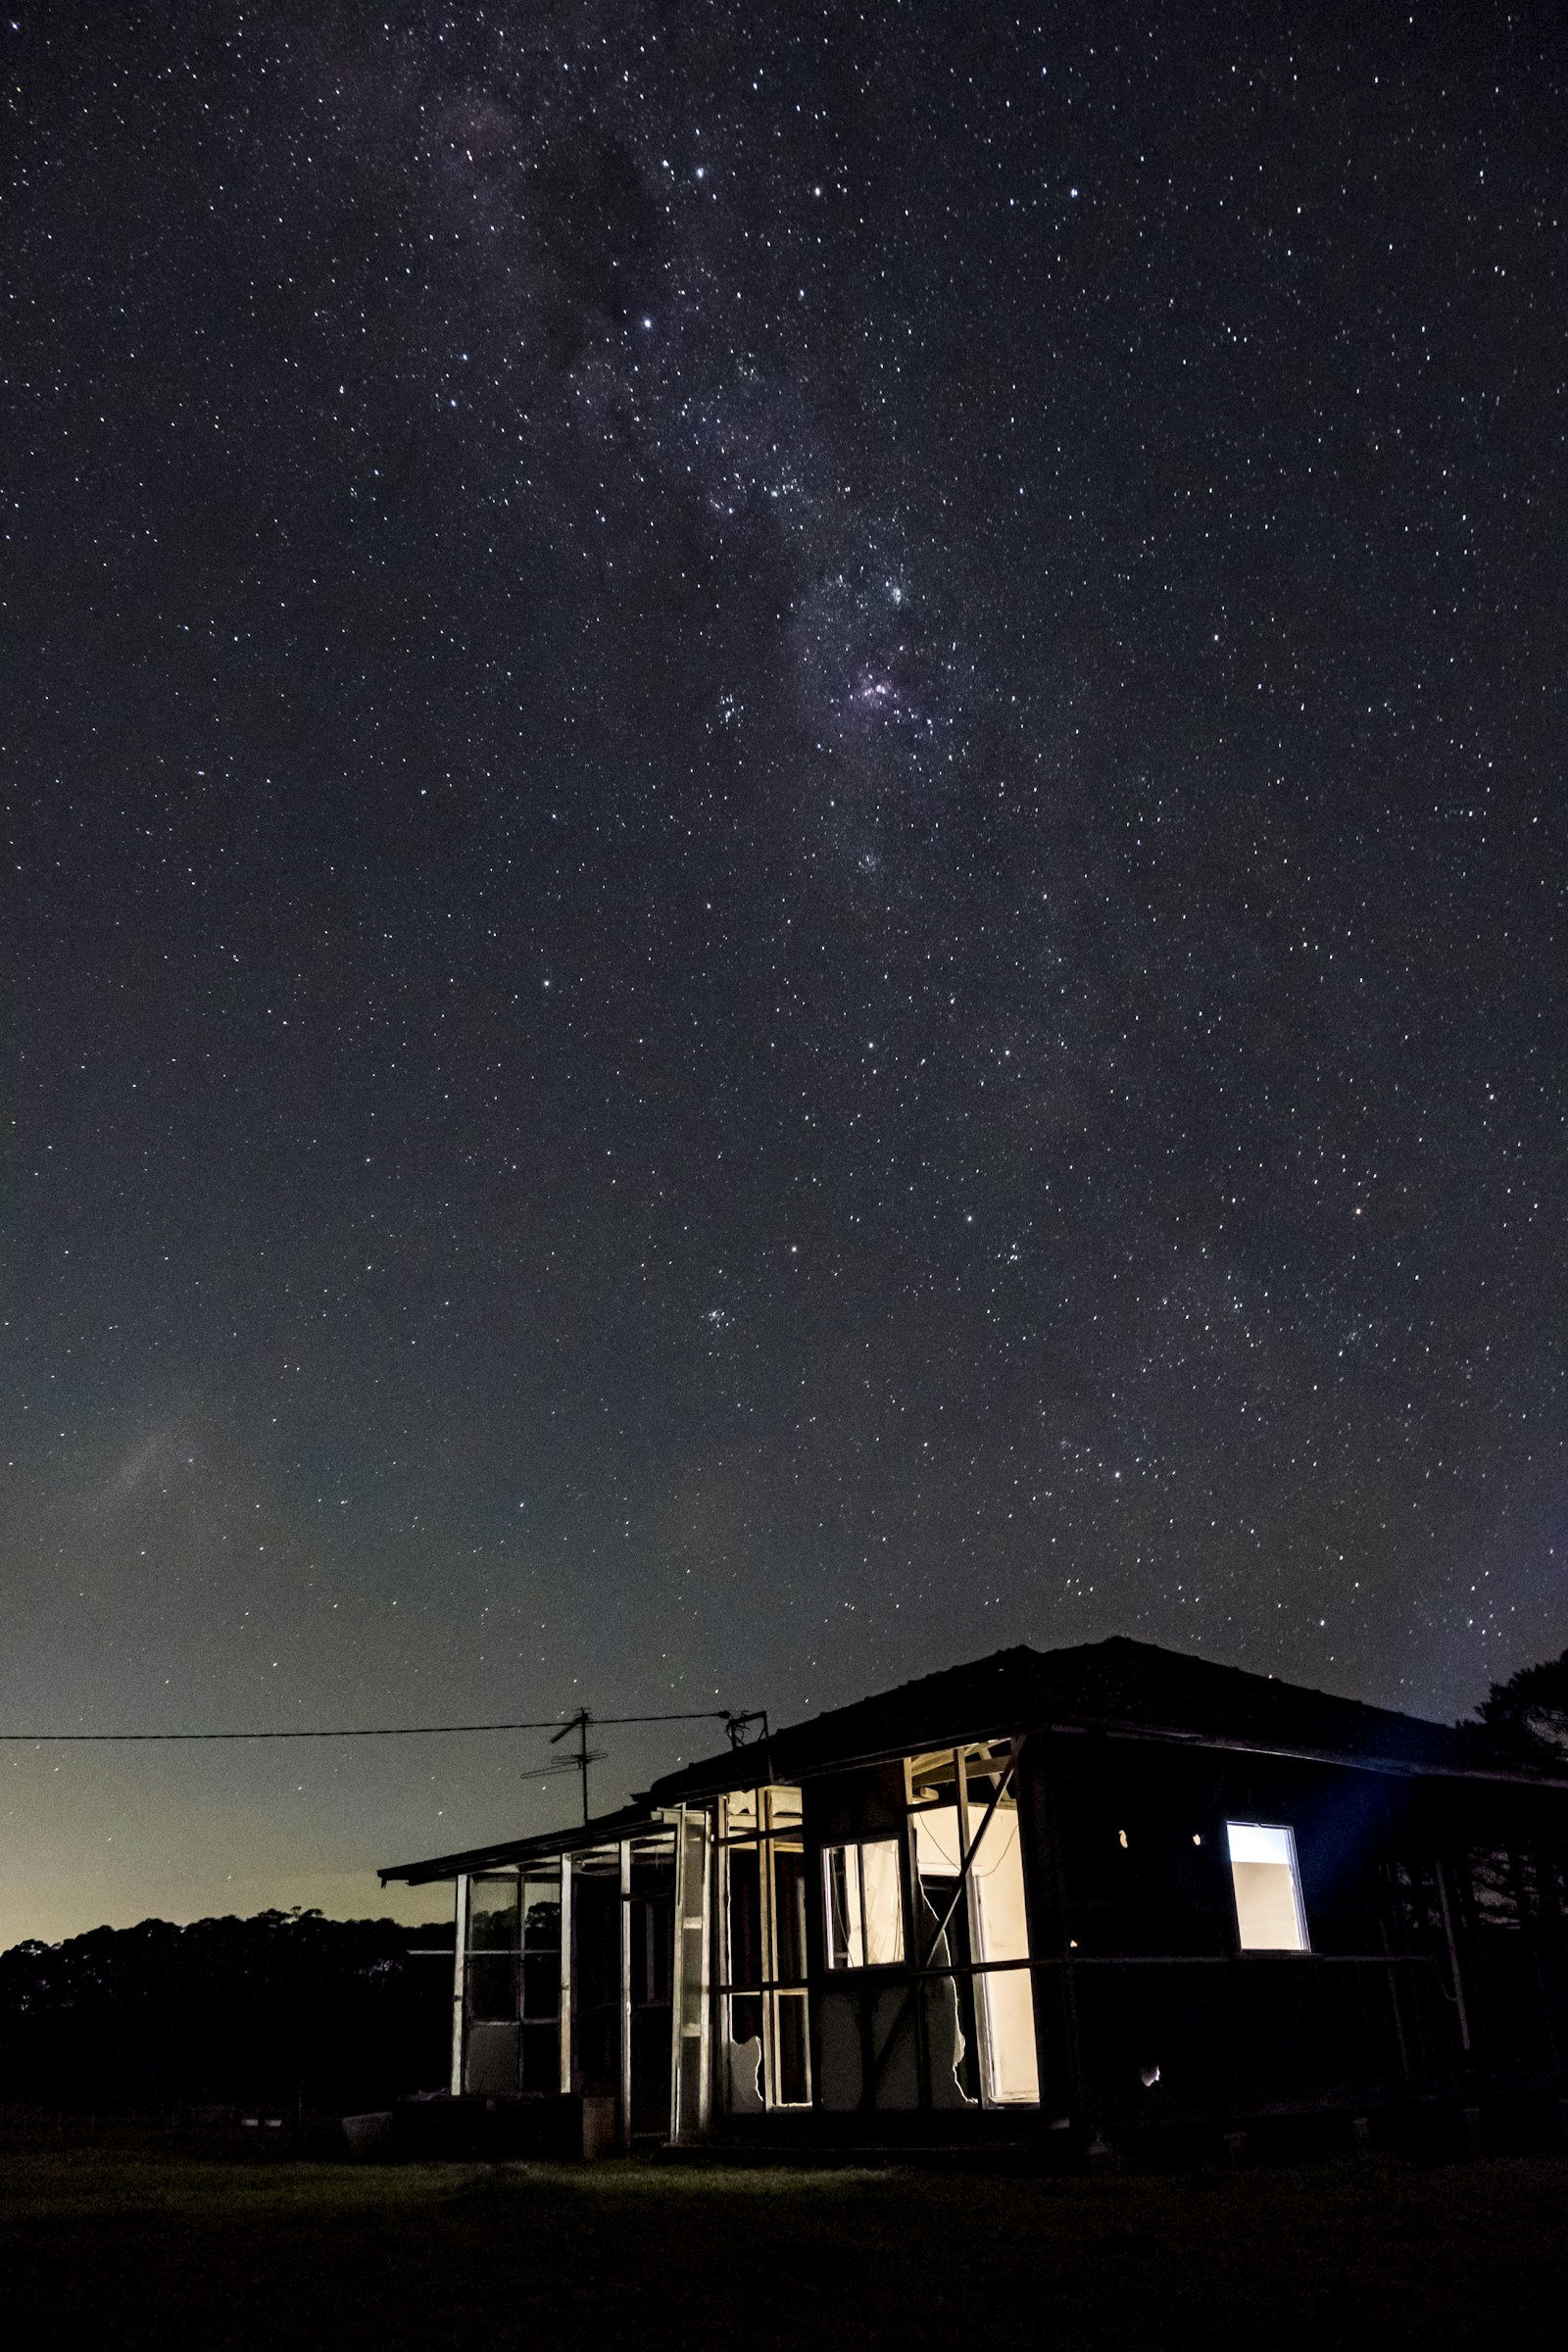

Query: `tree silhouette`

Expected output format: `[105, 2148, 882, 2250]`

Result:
[0, 1909, 452, 2115]
[1476, 1648, 1568, 1762]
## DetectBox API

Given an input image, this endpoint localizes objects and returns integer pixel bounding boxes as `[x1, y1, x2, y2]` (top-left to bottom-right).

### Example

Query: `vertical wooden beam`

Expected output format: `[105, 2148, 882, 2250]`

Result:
[619, 1838, 634, 2151]
[450, 1872, 468, 2098]
[715, 1817, 732, 2095]
[1377, 1788, 1413, 2083]
[759, 1790, 776, 2108]
[1031, 1734, 1084, 2124]
[670, 1806, 712, 2145]
[668, 1813, 688, 2142]
[694, 1812, 712, 2137]
[1010, 1733, 1056, 2110]
[956, 1745, 993, 2103]
[1434, 1853, 1472, 2052]
[902, 1762, 930, 2111]
[558, 1854, 574, 2094]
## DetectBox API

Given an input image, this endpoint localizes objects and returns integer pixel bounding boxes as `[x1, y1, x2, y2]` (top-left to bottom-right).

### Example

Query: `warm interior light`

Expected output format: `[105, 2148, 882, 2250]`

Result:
[1226, 1820, 1308, 1951]
[823, 1838, 905, 1968]
[913, 1803, 1040, 2103]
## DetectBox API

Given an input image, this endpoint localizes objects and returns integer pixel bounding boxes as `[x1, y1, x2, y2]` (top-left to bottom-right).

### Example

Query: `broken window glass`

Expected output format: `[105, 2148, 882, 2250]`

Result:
[720, 1837, 762, 2113]
[716, 1787, 810, 2110]
[464, 1875, 521, 2093]
[519, 1872, 562, 2094]
[1227, 1820, 1309, 1951]
[725, 1840, 763, 2052]
[824, 1838, 906, 1968]
[911, 1844, 978, 2107]
[768, 1844, 811, 2108]
[772, 1845, 808, 1983]
[913, 1800, 1038, 2103]
[774, 1991, 809, 2104]
[978, 1964, 1039, 2104]
[466, 1874, 520, 2022]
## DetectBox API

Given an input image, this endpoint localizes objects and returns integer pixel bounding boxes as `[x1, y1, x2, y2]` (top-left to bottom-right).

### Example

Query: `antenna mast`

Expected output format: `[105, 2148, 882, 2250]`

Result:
[549, 1707, 596, 1823]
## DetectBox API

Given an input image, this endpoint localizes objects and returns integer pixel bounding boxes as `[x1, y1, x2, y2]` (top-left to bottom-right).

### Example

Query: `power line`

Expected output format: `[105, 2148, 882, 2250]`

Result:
[0, 1708, 739, 1744]
[596, 1709, 748, 1728]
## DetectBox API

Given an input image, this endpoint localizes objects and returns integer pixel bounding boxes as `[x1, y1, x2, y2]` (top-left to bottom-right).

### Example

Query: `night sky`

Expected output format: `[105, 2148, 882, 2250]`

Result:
[6, 4, 1564, 1944]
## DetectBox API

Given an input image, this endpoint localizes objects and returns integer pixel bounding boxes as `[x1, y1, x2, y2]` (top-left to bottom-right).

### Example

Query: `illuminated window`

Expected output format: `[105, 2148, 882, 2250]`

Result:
[1226, 1821, 1308, 1952]
[715, 1786, 810, 2110]
[912, 1784, 1038, 2104]
[823, 1838, 906, 1967]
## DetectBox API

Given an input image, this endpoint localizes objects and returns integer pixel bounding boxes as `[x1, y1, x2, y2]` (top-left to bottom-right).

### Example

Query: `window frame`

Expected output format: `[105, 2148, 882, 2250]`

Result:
[714, 1785, 813, 2109]
[822, 1835, 907, 1971]
[905, 1741, 1040, 2106]
[1225, 1818, 1311, 1954]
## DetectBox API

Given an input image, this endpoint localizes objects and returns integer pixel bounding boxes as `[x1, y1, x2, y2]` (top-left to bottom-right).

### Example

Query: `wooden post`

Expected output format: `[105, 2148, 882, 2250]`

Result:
[669, 1806, 711, 2145]
[1434, 1854, 1472, 2052]
[450, 1873, 468, 2097]
[619, 1838, 634, 2151]
[559, 1854, 574, 2094]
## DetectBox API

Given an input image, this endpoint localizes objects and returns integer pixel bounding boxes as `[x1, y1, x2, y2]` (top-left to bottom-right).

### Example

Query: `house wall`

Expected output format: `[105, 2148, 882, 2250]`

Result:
[435, 1740, 1568, 2152]
[1021, 1734, 1568, 2132]
[696, 1739, 1568, 2146]
[717, 1749, 1043, 2134]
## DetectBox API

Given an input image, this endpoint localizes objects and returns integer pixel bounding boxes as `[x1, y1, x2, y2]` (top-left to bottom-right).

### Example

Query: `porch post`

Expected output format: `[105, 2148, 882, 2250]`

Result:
[669, 1804, 712, 2145]
[1434, 1854, 1472, 2052]
[450, 1872, 468, 2097]
[619, 1838, 634, 2150]
[559, 1854, 574, 2093]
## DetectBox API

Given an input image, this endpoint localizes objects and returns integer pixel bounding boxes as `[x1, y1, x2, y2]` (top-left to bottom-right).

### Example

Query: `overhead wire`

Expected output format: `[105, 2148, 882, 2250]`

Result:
[0, 1708, 740, 1744]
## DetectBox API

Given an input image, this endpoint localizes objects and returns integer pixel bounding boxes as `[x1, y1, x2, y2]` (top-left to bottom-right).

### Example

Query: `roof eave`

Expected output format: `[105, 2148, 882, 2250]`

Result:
[649, 1712, 1567, 1803]
[380, 1801, 676, 1886]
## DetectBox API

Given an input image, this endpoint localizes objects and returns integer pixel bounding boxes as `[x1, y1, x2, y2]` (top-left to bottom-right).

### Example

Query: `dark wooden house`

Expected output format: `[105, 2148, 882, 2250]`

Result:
[380, 1637, 1568, 2154]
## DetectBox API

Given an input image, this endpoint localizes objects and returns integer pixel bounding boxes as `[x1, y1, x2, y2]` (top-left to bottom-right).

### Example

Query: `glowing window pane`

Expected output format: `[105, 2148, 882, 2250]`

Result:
[859, 1838, 905, 1965]
[913, 1805, 1037, 2102]
[1227, 1820, 1308, 1952]
[823, 1838, 906, 1967]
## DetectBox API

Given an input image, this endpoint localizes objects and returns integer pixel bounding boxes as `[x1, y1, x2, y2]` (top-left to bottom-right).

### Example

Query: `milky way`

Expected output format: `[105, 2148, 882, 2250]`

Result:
[5, 4, 1564, 1938]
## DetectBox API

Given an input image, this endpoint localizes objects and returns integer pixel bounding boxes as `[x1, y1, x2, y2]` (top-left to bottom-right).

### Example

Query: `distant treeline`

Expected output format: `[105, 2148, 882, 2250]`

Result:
[0, 1910, 453, 2114]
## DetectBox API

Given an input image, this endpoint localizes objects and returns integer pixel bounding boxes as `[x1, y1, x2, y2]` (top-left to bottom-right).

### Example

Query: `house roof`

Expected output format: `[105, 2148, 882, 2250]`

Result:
[380, 1636, 1561, 1885]
[646, 1635, 1544, 1801]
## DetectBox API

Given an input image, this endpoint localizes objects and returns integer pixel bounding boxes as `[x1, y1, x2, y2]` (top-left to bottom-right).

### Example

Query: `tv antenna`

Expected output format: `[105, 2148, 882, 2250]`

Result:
[548, 1708, 607, 1824]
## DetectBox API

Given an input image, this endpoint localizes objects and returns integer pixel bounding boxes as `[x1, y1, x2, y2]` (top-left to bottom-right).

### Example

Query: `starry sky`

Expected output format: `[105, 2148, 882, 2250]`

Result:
[5, 2, 1565, 1945]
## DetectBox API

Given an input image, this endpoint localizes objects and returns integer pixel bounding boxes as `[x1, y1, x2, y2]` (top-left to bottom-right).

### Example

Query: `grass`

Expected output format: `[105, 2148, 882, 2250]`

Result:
[3, 2125, 1568, 2349]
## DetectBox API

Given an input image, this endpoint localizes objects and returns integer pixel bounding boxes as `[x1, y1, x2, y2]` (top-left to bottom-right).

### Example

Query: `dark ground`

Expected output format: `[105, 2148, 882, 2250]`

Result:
[3, 2125, 1568, 2349]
